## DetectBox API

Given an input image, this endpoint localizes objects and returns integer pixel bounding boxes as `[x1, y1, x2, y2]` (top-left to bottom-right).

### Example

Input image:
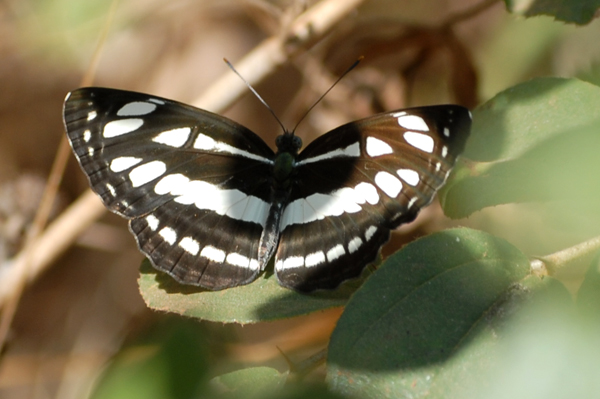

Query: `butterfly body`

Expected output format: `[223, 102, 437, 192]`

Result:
[64, 87, 471, 292]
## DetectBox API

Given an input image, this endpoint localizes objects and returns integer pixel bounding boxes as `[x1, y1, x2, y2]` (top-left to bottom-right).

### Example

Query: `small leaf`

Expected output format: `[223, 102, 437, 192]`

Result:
[138, 259, 356, 323]
[505, 0, 600, 25]
[327, 228, 531, 398]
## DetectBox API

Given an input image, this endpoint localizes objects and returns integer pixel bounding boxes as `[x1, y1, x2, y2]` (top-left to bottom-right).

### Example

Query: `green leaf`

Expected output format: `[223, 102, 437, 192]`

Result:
[505, 0, 600, 25]
[441, 78, 600, 218]
[210, 367, 288, 399]
[466, 78, 600, 162]
[138, 259, 357, 323]
[425, 275, 573, 399]
[91, 318, 210, 399]
[327, 228, 531, 398]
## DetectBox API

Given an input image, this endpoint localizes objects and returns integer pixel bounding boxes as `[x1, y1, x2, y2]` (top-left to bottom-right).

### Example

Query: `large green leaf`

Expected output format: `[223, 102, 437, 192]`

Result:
[441, 78, 600, 219]
[466, 78, 600, 162]
[327, 228, 534, 398]
[138, 259, 360, 323]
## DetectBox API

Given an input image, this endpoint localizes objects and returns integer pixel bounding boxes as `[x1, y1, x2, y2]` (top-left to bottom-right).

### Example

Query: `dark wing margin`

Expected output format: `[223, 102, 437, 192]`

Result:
[63, 87, 276, 289]
[275, 105, 471, 291]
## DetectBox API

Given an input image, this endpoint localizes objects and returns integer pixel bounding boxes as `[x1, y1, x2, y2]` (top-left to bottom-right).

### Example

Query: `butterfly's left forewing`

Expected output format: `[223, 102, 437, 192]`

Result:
[64, 88, 276, 289]
[274, 105, 471, 291]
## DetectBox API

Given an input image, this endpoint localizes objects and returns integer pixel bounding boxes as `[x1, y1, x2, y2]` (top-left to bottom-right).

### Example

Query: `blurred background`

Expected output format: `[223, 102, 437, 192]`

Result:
[1, 0, 600, 398]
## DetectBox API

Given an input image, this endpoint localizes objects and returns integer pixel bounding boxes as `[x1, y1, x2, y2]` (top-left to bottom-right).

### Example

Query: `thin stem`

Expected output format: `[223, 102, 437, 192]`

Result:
[537, 235, 600, 275]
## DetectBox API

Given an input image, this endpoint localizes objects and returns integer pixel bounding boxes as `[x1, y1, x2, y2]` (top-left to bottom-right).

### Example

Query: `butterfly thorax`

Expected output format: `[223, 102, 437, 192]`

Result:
[273, 132, 302, 184]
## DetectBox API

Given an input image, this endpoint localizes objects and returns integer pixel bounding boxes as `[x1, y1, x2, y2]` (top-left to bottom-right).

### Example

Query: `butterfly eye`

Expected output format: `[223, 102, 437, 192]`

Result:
[292, 135, 302, 150]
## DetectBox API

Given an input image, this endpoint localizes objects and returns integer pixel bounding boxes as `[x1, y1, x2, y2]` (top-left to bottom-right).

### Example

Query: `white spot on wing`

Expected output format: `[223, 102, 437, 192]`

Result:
[110, 156, 143, 172]
[105, 183, 116, 197]
[443, 127, 450, 137]
[179, 236, 200, 255]
[87, 147, 94, 156]
[155, 174, 269, 226]
[375, 171, 403, 198]
[148, 98, 165, 105]
[83, 129, 91, 142]
[397, 114, 429, 131]
[348, 237, 363, 254]
[146, 215, 159, 231]
[326, 244, 345, 262]
[249, 259, 260, 271]
[397, 169, 420, 186]
[280, 256, 304, 270]
[280, 188, 363, 229]
[201, 246, 226, 263]
[305, 251, 326, 267]
[226, 252, 250, 268]
[365, 225, 377, 241]
[354, 182, 379, 205]
[297, 142, 360, 165]
[159, 227, 177, 245]
[87, 111, 97, 121]
[193, 133, 272, 164]
[408, 197, 418, 209]
[154, 173, 189, 195]
[404, 132, 434, 153]
[441, 146, 448, 158]
[129, 161, 166, 187]
[117, 101, 157, 116]
[103, 118, 144, 138]
[366, 137, 393, 157]
[153, 127, 191, 148]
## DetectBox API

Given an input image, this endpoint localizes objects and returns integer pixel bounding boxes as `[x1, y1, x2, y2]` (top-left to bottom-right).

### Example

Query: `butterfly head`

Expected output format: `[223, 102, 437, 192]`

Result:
[275, 131, 302, 155]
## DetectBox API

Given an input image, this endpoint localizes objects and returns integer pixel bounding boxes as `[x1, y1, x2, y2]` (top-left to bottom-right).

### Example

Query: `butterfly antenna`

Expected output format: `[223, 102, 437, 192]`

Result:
[224, 58, 288, 134]
[291, 56, 363, 134]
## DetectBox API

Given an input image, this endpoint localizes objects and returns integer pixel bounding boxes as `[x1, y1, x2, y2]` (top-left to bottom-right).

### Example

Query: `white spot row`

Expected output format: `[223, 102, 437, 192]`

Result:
[275, 225, 378, 270]
[193, 133, 272, 164]
[153, 173, 270, 226]
[145, 216, 259, 270]
[296, 142, 360, 166]
[99, 99, 164, 138]
[280, 182, 379, 229]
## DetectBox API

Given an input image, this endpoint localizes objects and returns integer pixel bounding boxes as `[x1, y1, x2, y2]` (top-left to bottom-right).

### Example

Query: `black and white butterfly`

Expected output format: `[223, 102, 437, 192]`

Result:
[63, 87, 471, 292]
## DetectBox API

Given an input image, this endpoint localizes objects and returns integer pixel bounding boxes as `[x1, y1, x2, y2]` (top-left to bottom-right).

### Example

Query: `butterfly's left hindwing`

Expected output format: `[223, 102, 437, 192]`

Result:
[274, 105, 471, 291]
[64, 88, 276, 289]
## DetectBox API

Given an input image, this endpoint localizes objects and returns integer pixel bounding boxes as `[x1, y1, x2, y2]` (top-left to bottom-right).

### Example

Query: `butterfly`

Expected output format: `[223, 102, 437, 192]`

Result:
[63, 87, 471, 292]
